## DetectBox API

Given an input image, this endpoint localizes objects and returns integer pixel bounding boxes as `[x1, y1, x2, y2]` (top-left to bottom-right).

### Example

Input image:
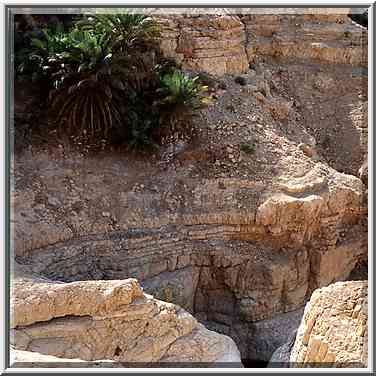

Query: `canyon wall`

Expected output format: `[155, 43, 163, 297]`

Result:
[290, 281, 368, 367]
[11, 8, 368, 366]
[155, 9, 367, 76]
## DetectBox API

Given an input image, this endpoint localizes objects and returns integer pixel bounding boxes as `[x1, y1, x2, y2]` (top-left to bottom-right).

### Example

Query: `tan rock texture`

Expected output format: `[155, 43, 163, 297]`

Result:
[12, 62, 367, 360]
[10, 265, 242, 366]
[155, 14, 249, 76]
[12, 149, 367, 360]
[290, 281, 368, 367]
[153, 9, 367, 76]
[243, 13, 367, 67]
[12, 9, 367, 363]
[10, 349, 121, 368]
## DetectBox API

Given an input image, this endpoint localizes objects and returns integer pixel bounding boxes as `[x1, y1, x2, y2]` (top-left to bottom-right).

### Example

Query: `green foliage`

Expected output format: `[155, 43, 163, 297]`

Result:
[159, 70, 208, 108]
[240, 142, 256, 154]
[157, 70, 211, 135]
[14, 13, 209, 151]
[77, 14, 160, 52]
[16, 26, 113, 88]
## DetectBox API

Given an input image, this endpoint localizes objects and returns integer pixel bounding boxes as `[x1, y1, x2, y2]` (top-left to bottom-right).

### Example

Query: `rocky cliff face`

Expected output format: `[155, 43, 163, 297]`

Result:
[290, 281, 368, 367]
[156, 14, 249, 76]
[10, 263, 241, 366]
[243, 12, 367, 67]
[155, 9, 367, 76]
[11, 8, 367, 366]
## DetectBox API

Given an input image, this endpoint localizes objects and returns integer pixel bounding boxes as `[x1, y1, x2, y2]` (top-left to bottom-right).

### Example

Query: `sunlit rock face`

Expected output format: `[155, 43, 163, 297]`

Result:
[156, 14, 249, 76]
[290, 281, 368, 367]
[10, 264, 242, 366]
[155, 9, 367, 76]
[11, 8, 367, 366]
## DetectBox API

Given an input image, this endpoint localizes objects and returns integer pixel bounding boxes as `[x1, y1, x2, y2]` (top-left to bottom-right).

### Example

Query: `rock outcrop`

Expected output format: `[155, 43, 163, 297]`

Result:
[12, 148, 367, 361]
[156, 14, 249, 76]
[268, 330, 297, 367]
[243, 11, 367, 67]
[10, 264, 242, 367]
[11, 8, 368, 365]
[290, 281, 368, 367]
[152, 9, 367, 76]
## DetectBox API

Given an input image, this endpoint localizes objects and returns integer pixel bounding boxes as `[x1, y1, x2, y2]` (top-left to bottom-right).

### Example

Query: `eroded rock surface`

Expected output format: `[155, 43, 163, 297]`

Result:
[243, 11, 367, 67]
[154, 9, 367, 76]
[10, 264, 242, 366]
[156, 14, 249, 76]
[12, 146, 367, 361]
[290, 281, 368, 367]
[11, 8, 368, 365]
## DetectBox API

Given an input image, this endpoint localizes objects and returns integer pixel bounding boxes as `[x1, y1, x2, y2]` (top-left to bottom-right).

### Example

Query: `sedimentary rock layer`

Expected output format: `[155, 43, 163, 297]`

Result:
[10, 265, 241, 366]
[155, 10, 367, 76]
[12, 152, 367, 360]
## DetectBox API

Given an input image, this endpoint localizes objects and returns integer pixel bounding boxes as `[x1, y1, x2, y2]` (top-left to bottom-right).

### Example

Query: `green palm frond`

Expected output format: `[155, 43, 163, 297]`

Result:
[158, 70, 210, 109]
[77, 13, 160, 52]
[15, 12, 207, 151]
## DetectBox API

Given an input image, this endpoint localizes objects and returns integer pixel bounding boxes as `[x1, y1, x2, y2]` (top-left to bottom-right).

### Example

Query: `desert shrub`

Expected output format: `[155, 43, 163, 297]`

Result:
[14, 17, 80, 84]
[14, 13, 210, 150]
[19, 27, 122, 140]
[77, 14, 160, 53]
[157, 70, 210, 137]
[240, 142, 256, 154]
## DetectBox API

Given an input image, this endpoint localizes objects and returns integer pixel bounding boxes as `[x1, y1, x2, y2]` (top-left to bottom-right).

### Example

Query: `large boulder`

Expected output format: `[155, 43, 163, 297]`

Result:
[290, 281, 368, 367]
[10, 264, 242, 367]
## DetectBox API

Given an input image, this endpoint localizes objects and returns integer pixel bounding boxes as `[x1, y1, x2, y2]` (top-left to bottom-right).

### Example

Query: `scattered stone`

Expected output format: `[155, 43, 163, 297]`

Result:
[266, 98, 292, 121]
[47, 196, 61, 207]
[254, 92, 266, 102]
[298, 143, 317, 158]
[248, 69, 257, 78]
[244, 85, 258, 94]
[263, 70, 273, 80]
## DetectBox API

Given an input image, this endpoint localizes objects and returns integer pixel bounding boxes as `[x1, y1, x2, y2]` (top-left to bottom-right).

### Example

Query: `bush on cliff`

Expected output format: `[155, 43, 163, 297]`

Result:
[14, 13, 210, 151]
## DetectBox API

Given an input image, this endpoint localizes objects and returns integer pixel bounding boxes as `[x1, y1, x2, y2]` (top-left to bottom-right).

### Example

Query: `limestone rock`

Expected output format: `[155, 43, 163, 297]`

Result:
[141, 266, 200, 313]
[246, 309, 303, 362]
[243, 12, 367, 67]
[265, 98, 293, 121]
[268, 330, 297, 367]
[155, 14, 248, 76]
[10, 266, 242, 366]
[359, 160, 368, 186]
[11, 10, 367, 364]
[10, 349, 121, 368]
[290, 281, 368, 367]
[154, 9, 367, 75]
[12, 152, 366, 361]
[298, 143, 317, 158]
